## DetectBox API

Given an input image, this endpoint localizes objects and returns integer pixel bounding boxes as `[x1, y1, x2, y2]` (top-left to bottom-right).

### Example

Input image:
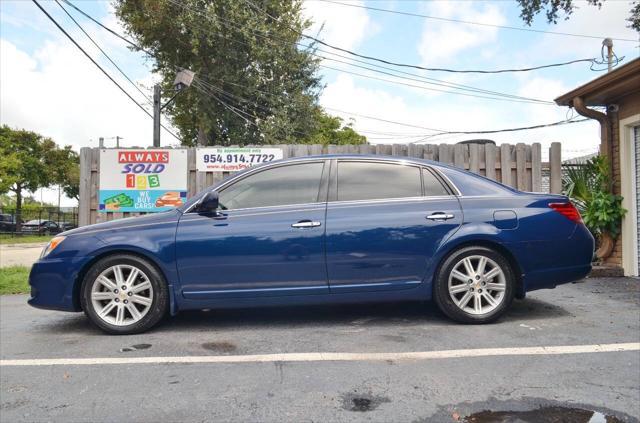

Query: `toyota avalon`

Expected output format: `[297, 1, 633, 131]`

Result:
[28, 155, 594, 334]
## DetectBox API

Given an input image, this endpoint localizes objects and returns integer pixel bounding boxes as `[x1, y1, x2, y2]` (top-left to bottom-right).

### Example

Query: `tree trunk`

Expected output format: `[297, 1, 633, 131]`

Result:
[197, 126, 208, 147]
[14, 185, 22, 233]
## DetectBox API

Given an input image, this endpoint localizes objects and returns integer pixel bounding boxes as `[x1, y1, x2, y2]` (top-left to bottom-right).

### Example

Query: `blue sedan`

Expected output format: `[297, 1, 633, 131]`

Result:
[28, 155, 594, 334]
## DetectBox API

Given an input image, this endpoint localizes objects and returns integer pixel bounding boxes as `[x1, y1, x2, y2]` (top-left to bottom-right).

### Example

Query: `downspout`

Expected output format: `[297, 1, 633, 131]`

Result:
[571, 96, 615, 260]
[572, 96, 613, 180]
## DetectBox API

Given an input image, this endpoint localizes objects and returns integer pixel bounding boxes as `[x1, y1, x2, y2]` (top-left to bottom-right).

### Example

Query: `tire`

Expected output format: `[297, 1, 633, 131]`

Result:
[434, 246, 515, 324]
[80, 254, 168, 334]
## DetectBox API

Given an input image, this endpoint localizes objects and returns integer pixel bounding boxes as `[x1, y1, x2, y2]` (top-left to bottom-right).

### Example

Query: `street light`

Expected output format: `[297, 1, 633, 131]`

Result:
[153, 69, 195, 147]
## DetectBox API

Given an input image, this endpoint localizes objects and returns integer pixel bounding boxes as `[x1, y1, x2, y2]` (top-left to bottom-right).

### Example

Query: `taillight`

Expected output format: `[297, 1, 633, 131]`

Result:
[549, 202, 583, 223]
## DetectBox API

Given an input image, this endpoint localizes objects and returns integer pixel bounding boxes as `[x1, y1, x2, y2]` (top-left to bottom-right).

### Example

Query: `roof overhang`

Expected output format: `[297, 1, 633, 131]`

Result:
[555, 58, 640, 107]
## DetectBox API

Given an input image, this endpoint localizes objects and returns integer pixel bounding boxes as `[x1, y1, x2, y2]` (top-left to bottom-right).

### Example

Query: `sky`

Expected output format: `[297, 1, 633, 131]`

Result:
[1, 0, 639, 206]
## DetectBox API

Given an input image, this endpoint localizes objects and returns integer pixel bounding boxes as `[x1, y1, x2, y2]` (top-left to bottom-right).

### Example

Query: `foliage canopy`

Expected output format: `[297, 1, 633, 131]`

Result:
[516, 0, 639, 32]
[0, 126, 79, 227]
[114, 0, 366, 146]
[563, 155, 626, 238]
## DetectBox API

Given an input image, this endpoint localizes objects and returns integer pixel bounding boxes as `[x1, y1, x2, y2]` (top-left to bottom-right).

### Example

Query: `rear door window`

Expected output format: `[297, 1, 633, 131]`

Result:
[422, 168, 451, 196]
[337, 161, 422, 202]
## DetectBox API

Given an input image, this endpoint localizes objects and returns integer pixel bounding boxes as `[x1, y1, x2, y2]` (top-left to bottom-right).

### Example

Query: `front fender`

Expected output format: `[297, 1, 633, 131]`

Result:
[84, 243, 179, 316]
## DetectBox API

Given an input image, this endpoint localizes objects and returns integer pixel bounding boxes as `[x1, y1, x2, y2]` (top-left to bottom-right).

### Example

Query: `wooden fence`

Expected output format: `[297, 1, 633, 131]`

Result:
[79, 142, 561, 226]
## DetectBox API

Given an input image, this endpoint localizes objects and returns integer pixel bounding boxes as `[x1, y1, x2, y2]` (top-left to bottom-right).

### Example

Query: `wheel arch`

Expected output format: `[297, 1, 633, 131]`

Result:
[433, 239, 525, 299]
[73, 248, 177, 314]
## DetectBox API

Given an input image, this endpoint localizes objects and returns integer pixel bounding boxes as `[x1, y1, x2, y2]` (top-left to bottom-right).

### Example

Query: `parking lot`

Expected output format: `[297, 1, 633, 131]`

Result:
[1, 276, 639, 422]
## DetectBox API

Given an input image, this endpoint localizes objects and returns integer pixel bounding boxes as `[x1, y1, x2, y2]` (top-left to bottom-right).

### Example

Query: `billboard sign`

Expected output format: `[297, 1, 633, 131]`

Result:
[196, 147, 283, 172]
[98, 149, 188, 212]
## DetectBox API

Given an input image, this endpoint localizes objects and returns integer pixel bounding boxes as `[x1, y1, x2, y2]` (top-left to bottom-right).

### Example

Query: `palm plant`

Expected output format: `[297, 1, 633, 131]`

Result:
[562, 155, 626, 260]
[562, 162, 597, 213]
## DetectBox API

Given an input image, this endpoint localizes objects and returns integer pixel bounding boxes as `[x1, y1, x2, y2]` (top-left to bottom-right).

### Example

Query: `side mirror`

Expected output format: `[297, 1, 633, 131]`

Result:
[198, 191, 219, 213]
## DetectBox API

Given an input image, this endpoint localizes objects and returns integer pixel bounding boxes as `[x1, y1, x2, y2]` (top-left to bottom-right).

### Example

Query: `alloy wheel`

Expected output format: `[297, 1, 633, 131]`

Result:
[90, 264, 154, 326]
[447, 255, 507, 315]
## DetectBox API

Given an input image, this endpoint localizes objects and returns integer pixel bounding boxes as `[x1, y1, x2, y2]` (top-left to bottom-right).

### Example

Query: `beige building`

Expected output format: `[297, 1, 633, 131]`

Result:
[556, 58, 640, 276]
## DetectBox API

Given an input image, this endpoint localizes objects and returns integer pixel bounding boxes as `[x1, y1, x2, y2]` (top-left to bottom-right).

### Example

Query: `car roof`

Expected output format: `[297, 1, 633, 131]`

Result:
[273, 154, 442, 167]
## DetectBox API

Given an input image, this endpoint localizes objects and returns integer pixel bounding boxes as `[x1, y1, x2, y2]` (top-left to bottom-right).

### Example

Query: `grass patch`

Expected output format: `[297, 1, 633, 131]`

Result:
[0, 266, 30, 294]
[0, 235, 51, 245]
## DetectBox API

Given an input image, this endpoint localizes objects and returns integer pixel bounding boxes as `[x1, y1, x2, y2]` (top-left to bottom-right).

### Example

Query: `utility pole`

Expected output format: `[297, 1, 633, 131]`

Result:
[153, 84, 161, 147]
[603, 38, 613, 72]
[152, 70, 196, 148]
[116, 136, 122, 148]
[98, 137, 104, 148]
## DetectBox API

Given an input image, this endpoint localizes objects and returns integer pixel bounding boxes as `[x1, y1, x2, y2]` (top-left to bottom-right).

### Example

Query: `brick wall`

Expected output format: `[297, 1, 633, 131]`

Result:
[603, 107, 624, 267]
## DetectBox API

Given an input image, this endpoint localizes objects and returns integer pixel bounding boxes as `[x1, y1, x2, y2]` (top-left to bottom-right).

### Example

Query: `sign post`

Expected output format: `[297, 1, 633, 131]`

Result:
[98, 149, 188, 213]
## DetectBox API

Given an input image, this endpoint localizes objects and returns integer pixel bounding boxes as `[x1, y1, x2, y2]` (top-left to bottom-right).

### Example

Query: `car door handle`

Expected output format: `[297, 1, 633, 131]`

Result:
[291, 220, 322, 228]
[426, 212, 455, 221]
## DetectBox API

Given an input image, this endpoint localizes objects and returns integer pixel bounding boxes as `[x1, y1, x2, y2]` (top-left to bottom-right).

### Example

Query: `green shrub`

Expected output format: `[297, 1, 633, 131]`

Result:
[562, 155, 626, 238]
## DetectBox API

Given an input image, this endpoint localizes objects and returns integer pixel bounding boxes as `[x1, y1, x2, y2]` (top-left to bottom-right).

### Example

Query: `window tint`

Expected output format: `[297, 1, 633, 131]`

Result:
[218, 162, 324, 210]
[423, 168, 451, 196]
[337, 162, 422, 201]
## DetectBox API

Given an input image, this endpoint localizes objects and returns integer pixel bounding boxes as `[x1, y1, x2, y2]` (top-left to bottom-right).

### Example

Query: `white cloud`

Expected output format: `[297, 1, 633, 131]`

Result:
[320, 74, 600, 161]
[303, 0, 378, 50]
[418, 1, 506, 64]
[528, 0, 639, 62]
[321, 74, 501, 141]
[0, 38, 176, 206]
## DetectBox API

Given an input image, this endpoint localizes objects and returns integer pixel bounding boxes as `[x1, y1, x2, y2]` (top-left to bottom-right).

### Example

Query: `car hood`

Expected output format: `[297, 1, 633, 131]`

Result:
[62, 209, 181, 237]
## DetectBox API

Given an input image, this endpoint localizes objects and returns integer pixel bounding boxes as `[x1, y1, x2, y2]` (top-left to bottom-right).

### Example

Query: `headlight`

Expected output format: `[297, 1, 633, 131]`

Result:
[41, 236, 66, 258]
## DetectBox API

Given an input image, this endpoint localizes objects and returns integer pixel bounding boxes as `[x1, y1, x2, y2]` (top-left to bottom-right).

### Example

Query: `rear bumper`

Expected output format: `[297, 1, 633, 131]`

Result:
[28, 256, 92, 312]
[523, 263, 592, 292]
[510, 224, 594, 293]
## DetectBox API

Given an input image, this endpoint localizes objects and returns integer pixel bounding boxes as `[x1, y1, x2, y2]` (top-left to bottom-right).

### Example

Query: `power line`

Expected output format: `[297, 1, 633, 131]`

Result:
[313, 52, 553, 103]
[414, 118, 590, 143]
[194, 77, 589, 138]
[35, 0, 181, 142]
[163, 0, 560, 104]
[61, 0, 155, 56]
[56, 0, 591, 141]
[191, 79, 314, 140]
[241, 0, 621, 74]
[318, 63, 554, 105]
[55, 0, 151, 104]
[66, 0, 571, 105]
[320, 0, 639, 43]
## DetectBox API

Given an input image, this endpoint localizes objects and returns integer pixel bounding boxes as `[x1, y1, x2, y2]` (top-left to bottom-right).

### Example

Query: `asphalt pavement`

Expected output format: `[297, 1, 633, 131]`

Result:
[1, 277, 639, 422]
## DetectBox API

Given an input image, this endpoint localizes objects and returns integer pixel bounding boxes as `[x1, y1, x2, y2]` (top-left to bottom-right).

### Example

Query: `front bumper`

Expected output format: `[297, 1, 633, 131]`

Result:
[28, 256, 93, 312]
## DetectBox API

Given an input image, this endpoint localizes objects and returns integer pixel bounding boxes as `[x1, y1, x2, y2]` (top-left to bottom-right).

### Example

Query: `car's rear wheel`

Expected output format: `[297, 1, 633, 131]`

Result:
[434, 246, 515, 324]
[81, 254, 168, 334]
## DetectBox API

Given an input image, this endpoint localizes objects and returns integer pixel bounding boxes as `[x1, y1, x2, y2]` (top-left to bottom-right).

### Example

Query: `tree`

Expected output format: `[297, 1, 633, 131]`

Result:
[0, 126, 77, 230]
[302, 109, 367, 145]
[115, 0, 364, 146]
[50, 147, 80, 201]
[516, 0, 640, 32]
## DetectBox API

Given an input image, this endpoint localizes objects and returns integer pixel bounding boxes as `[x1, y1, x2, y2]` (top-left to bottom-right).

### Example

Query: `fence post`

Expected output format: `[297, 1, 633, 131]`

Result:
[78, 147, 92, 227]
[549, 142, 562, 194]
[485, 144, 496, 181]
[453, 144, 465, 169]
[516, 143, 526, 191]
[469, 144, 479, 174]
[531, 143, 542, 192]
[500, 144, 512, 187]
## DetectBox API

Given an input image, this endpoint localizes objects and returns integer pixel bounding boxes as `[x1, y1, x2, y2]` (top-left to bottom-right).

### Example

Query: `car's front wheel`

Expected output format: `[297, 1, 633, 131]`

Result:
[434, 246, 515, 324]
[80, 254, 168, 334]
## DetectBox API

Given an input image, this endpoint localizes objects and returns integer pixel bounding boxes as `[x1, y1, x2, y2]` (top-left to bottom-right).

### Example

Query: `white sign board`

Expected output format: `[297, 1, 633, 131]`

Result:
[99, 149, 188, 213]
[196, 147, 283, 172]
